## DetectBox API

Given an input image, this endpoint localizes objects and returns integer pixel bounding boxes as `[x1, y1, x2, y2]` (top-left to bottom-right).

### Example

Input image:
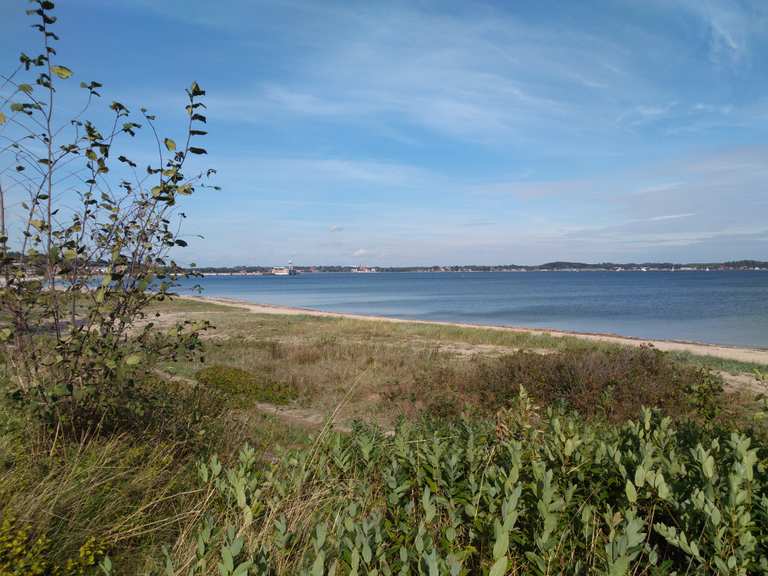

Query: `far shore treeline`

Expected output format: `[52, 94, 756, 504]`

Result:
[190, 259, 768, 274]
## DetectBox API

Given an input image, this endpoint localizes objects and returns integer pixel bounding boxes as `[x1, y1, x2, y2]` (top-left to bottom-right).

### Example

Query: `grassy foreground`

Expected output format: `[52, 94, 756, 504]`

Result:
[2, 299, 768, 574]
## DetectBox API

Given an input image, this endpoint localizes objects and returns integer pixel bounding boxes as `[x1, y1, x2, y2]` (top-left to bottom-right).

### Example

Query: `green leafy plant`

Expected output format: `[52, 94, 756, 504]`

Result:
[164, 396, 768, 575]
[0, 1, 217, 432]
[0, 515, 107, 576]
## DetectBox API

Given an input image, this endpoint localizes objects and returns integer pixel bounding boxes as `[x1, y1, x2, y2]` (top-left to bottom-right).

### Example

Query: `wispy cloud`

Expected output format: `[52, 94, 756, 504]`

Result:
[673, 0, 751, 64]
[32, 0, 767, 265]
[648, 213, 696, 222]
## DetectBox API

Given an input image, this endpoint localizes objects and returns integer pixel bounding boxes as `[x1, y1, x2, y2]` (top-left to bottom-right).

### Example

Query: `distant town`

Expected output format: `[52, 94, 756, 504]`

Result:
[190, 260, 768, 276]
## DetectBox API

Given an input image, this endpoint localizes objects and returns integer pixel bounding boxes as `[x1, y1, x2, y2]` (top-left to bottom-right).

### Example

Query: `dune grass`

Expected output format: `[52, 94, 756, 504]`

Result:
[150, 298, 768, 375]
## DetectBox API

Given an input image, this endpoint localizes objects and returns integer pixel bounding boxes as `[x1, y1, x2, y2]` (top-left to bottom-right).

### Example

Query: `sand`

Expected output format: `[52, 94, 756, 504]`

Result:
[180, 295, 768, 367]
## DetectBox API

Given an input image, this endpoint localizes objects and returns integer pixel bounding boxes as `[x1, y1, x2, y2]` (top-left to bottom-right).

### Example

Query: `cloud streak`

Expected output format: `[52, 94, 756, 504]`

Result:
[11, 0, 765, 265]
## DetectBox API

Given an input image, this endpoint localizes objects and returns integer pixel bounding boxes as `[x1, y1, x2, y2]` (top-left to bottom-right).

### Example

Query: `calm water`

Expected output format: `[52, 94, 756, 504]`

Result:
[177, 271, 768, 348]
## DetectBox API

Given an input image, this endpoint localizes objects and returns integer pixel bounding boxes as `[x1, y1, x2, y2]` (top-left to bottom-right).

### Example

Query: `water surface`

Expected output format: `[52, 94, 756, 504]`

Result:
[177, 271, 768, 348]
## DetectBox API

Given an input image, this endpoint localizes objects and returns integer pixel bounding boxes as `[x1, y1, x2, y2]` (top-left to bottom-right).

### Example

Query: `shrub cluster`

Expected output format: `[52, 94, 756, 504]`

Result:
[423, 345, 724, 422]
[195, 365, 298, 405]
[167, 395, 768, 575]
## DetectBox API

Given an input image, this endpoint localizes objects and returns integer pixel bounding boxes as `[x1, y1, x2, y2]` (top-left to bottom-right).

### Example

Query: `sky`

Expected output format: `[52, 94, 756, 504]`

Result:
[1, 0, 767, 266]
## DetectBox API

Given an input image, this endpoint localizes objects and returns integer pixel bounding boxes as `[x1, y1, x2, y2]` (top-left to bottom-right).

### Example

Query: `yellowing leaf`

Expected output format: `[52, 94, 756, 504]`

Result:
[52, 65, 73, 79]
[164, 138, 176, 152]
[124, 353, 142, 366]
[0, 111, 5, 125]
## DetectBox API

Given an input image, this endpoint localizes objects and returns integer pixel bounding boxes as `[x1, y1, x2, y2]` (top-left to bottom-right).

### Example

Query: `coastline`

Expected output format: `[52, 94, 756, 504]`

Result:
[179, 295, 768, 366]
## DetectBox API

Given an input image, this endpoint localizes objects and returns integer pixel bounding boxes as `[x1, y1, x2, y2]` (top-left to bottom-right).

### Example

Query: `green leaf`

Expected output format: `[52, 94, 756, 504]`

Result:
[52, 65, 73, 79]
[608, 557, 630, 576]
[164, 138, 176, 152]
[625, 480, 637, 504]
[188, 147, 207, 155]
[492, 522, 509, 560]
[634, 465, 645, 488]
[702, 455, 715, 480]
[221, 546, 234, 574]
[488, 556, 507, 576]
[311, 552, 325, 576]
[190, 81, 205, 96]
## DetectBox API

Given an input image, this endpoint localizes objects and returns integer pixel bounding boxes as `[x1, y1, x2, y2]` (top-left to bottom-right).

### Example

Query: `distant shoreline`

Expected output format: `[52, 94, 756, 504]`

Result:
[188, 260, 768, 275]
[179, 295, 768, 366]
[193, 268, 768, 277]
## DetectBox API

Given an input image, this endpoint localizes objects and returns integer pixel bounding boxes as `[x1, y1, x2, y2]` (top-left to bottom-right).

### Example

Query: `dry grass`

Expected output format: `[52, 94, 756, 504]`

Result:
[147, 299, 760, 430]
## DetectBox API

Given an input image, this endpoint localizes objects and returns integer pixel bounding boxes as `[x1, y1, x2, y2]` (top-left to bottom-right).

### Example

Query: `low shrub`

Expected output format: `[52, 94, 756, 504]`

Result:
[0, 516, 106, 576]
[422, 344, 725, 422]
[165, 397, 768, 575]
[195, 365, 297, 405]
[3, 372, 226, 450]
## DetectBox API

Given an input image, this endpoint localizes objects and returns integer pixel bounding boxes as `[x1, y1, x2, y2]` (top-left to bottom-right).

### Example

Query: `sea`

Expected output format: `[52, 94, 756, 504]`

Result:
[176, 271, 768, 348]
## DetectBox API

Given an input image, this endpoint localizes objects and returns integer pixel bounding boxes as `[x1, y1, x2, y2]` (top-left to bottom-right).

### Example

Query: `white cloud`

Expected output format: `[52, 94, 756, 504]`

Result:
[648, 213, 696, 222]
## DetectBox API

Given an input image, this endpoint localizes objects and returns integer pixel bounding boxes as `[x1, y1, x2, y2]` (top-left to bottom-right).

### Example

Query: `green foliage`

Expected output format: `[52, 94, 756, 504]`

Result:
[0, 0, 217, 433]
[195, 365, 298, 405]
[0, 516, 106, 576]
[170, 397, 768, 575]
[424, 344, 725, 423]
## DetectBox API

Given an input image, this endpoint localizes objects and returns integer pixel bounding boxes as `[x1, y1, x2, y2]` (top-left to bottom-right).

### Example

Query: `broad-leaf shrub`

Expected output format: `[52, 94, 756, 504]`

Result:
[0, 1, 216, 432]
[173, 395, 767, 575]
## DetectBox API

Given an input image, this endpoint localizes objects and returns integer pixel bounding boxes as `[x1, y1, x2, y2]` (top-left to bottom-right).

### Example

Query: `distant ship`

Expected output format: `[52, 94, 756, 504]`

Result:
[353, 265, 378, 273]
[271, 261, 298, 276]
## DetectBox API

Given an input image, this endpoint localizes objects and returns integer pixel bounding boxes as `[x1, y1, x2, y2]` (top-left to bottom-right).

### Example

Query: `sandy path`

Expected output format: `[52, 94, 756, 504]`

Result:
[180, 295, 768, 367]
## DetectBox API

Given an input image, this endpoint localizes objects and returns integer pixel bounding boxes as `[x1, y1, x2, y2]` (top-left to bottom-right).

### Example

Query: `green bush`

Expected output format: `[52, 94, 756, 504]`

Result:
[0, 516, 106, 576]
[195, 365, 297, 405]
[0, 0, 213, 437]
[422, 344, 725, 423]
[169, 395, 768, 575]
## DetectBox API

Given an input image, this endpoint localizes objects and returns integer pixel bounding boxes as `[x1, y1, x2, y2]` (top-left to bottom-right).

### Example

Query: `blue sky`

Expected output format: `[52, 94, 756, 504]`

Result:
[2, 0, 768, 266]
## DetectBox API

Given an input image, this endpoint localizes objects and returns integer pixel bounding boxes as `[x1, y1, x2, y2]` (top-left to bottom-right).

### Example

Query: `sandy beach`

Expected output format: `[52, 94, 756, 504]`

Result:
[181, 295, 768, 366]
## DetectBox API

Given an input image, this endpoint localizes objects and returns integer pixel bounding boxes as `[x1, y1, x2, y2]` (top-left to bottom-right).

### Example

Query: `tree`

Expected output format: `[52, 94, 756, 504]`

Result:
[0, 0, 217, 430]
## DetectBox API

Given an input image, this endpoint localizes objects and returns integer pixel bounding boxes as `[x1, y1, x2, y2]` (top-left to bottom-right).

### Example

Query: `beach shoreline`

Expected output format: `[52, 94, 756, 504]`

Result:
[179, 295, 768, 366]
